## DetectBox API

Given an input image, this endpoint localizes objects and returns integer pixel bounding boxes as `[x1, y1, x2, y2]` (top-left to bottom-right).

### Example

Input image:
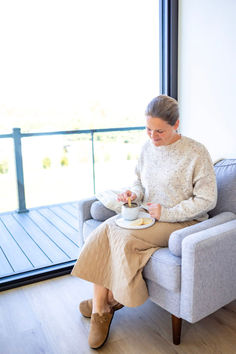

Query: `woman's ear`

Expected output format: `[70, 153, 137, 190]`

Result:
[173, 119, 179, 131]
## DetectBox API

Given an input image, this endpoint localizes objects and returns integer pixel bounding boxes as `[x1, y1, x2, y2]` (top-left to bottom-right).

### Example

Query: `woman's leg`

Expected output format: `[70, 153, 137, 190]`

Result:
[107, 289, 115, 305]
[89, 284, 115, 349]
[92, 284, 111, 315]
[107, 290, 120, 306]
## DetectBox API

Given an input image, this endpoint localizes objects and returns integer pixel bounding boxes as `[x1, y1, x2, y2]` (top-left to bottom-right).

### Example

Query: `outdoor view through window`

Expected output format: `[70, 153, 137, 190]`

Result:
[0, 0, 159, 212]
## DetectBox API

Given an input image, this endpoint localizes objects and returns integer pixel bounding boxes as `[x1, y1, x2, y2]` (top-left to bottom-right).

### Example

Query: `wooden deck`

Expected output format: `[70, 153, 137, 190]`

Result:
[0, 202, 80, 281]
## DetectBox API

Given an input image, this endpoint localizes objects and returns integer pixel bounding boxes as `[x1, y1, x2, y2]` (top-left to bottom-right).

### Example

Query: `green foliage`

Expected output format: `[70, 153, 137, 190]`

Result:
[42, 157, 51, 169]
[126, 153, 132, 160]
[0, 160, 8, 174]
[61, 155, 69, 167]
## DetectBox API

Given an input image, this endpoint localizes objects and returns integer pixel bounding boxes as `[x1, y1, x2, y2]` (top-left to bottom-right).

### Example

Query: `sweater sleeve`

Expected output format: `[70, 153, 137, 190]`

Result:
[130, 158, 145, 202]
[159, 148, 217, 222]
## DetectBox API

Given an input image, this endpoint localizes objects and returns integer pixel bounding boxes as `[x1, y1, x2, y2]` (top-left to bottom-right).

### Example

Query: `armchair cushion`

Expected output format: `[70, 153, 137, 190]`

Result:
[77, 196, 97, 246]
[209, 159, 236, 217]
[90, 200, 116, 221]
[143, 248, 181, 291]
[83, 219, 103, 241]
[169, 211, 236, 257]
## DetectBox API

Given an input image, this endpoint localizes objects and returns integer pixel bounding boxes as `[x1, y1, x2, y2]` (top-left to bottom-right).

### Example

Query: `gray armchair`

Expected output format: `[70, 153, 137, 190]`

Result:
[77, 159, 236, 345]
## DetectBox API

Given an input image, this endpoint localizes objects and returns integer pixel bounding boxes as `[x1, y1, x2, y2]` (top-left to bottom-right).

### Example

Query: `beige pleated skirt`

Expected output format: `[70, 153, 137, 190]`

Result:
[71, 215, 198, 307]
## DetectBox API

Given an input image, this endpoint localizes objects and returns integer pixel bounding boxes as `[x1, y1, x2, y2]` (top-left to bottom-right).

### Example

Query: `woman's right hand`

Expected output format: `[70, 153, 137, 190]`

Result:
[117, 190, 137, 203]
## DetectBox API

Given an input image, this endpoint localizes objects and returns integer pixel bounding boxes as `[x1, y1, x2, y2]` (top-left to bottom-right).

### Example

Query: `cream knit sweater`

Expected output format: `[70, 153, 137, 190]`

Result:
[131, 136, 217, 222]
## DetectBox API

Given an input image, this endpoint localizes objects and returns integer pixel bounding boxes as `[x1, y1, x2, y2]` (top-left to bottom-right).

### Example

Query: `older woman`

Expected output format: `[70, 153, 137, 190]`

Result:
[72, 95, 217, 349]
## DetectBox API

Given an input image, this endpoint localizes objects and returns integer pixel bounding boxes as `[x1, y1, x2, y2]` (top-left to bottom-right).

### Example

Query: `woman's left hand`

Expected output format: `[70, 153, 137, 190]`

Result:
[147, 203, 162, 220]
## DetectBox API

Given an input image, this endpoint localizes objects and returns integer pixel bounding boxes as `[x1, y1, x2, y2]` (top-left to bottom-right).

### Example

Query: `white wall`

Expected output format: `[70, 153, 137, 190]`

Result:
[178, 0, 236, 161]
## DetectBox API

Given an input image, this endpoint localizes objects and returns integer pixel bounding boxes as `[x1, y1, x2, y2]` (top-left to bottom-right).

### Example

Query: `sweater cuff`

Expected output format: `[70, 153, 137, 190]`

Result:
[131, 188, 144, 203]
[159, 206, 177, 223]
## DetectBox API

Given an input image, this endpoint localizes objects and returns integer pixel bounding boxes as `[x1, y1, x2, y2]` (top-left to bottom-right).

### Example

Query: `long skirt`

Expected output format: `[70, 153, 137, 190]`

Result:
[71, 215, 198, 307]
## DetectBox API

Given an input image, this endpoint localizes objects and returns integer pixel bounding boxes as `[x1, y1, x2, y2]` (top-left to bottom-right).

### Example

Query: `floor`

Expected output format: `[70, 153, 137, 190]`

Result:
[0, 202, 80, 280]
[0, 275, 235, 354]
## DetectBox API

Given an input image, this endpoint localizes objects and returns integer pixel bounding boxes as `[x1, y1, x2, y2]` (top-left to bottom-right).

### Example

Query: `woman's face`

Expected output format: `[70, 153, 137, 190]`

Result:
[146, 116, 180, 147]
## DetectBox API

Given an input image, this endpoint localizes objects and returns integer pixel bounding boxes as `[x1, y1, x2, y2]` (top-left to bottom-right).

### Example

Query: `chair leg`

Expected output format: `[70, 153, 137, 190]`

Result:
[171, 314, 182, 345]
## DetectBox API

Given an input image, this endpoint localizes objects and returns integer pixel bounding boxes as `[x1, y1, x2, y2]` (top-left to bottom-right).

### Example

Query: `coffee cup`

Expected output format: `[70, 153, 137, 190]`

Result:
[121, 202, 140, 221]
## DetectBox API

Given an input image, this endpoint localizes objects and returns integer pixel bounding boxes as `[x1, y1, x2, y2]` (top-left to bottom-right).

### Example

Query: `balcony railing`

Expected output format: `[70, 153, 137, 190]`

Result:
[0, 126, 145, 213]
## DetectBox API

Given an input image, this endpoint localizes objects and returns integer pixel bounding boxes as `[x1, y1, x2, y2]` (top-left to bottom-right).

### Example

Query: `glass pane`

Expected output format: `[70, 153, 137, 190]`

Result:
[22, 134, 94, 208]
[0, 0, 159, 133]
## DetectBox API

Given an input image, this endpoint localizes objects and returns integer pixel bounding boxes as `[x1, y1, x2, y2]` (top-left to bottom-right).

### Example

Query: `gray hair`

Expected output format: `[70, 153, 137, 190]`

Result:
[145, 95, 179, 126]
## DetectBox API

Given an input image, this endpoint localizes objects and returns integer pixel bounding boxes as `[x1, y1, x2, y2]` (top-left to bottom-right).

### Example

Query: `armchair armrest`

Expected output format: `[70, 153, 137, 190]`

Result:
[169, 212, 236, 257]
[77, 196, 97, 246]
[180, 219, 236, 323]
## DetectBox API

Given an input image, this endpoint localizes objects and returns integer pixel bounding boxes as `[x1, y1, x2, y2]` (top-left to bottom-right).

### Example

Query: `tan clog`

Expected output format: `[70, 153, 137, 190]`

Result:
[79, 298, 123, 318]
[79, 299, 93, 318]
[88, 311, 114, 349]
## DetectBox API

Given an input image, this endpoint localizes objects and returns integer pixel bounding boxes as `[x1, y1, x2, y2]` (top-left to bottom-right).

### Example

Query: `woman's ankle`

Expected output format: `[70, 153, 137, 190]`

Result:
[107, 290, 116, 305]
[92, 301, 111, 315]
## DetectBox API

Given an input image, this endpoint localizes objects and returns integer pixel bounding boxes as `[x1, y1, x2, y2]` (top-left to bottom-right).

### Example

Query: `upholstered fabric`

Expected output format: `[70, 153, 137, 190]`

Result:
[77, 196, 97, 246]
[181, 219, 236, 323]
[209, 159, 236, 217]
[169, 211, 236, 257]
[146, 279, 181, 318]
[143, 248, 181, 291]
[83, 219, 102, 241]
[90, 201, 116, 221]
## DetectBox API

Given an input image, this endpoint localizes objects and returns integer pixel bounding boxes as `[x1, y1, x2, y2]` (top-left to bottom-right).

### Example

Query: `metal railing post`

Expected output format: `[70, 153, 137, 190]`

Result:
[13, 128, 28, 213]
[91, 131, 96, 194]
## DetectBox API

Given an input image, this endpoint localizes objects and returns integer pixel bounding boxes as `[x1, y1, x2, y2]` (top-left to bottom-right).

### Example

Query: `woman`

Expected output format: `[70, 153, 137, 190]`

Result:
[72, 95, 217, 349]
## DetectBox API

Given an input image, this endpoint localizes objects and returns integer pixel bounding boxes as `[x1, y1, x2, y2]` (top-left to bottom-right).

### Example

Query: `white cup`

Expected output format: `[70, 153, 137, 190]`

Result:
[121, 203, 140, 220]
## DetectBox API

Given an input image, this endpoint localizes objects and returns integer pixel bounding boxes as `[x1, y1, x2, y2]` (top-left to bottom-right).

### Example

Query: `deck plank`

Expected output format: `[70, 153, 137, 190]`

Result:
[0, 246, 13, 277]
[13, 213, 68, 264]
[39, 208, 79, 244]
[28, 210, 79, 259]
[0, 219, 33, 273]
[0, 202, 81, 280]
[49, 206, 79, 230]
[70, 202, 78, 209]
[0, 214, 52, 269]
[60, 204, 78, 218]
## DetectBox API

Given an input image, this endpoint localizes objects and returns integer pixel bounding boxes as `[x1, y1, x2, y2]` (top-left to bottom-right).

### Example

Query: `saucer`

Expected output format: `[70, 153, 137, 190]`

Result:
[115, 211, 155, 230]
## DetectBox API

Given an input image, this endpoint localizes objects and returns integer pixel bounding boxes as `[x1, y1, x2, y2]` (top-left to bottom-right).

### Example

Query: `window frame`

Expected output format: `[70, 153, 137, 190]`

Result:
[160, 0, 178, 100]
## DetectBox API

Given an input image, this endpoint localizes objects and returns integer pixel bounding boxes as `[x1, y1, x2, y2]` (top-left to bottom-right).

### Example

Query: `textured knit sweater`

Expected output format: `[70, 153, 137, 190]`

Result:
[131, 136, 217, 222]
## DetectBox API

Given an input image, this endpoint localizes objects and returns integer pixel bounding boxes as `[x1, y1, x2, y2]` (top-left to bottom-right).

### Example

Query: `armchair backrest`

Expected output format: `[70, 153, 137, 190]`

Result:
[209, 159, 236, 217]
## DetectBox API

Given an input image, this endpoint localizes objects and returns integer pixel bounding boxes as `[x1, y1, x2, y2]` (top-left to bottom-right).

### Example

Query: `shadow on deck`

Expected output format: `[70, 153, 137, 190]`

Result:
[0, 202, 80, 291]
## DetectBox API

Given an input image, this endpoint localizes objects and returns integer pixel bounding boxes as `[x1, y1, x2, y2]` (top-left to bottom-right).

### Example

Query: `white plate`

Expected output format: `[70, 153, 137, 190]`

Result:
[115, 211, 155, 230]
